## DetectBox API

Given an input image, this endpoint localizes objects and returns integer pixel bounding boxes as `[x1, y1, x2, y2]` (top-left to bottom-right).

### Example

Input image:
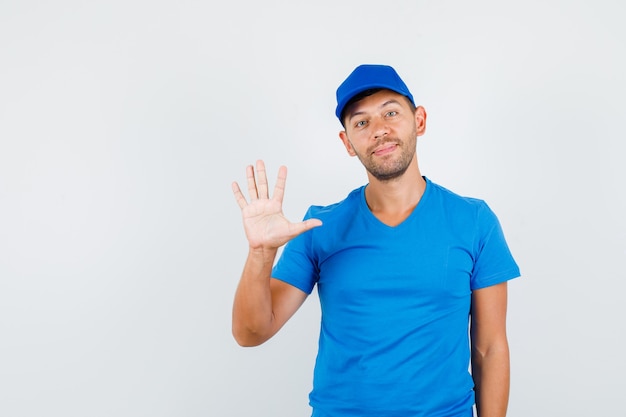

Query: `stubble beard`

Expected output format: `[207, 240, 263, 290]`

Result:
[354, 132, 417, 182]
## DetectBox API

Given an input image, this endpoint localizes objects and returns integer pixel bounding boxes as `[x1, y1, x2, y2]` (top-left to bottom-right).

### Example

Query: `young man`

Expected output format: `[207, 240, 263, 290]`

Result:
[232, 64, 520, 417]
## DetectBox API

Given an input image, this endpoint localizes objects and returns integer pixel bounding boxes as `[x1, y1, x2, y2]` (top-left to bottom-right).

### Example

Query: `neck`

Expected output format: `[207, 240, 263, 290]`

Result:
[364, 156, 426, 225]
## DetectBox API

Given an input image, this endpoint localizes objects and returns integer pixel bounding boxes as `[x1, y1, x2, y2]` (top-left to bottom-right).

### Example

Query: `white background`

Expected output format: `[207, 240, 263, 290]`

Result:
[1, 1, 625, 416]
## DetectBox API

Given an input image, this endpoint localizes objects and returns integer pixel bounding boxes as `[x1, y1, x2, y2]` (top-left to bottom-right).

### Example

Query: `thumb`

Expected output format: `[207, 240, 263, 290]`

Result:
[289, 218, 323, 238]
[303, 218, 323, 230]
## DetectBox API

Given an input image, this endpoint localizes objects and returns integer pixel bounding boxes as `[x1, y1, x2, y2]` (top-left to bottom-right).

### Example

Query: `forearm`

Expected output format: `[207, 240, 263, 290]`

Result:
[472, 343, 510, 417]
[232, 247, 278, 346]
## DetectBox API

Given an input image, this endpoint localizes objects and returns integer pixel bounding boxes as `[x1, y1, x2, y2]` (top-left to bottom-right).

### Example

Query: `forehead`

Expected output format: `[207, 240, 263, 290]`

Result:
[346, 89, 409, 115]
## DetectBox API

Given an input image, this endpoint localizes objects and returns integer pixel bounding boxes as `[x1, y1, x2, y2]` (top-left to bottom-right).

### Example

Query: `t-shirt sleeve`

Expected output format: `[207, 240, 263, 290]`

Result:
[271, 206, 319, 294]
[470, 202, 521, 290]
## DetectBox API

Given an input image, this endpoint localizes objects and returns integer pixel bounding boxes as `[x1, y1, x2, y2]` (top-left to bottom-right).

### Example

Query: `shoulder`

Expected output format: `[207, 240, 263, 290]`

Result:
[304, 186, 364, 222]
[426, 178, 489, 213]
[424, 178, 503, 233]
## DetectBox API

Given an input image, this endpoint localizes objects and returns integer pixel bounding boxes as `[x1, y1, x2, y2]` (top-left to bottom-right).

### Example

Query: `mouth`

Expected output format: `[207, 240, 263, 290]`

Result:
[372, 143, 398, 156]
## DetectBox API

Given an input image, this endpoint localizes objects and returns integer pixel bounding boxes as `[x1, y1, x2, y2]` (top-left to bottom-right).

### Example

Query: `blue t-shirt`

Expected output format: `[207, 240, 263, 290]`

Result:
[272, 178, 520, 417]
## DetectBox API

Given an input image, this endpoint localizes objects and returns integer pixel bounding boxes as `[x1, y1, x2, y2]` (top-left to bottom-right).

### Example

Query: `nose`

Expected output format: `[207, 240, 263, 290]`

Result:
[371, 117, 389, 140]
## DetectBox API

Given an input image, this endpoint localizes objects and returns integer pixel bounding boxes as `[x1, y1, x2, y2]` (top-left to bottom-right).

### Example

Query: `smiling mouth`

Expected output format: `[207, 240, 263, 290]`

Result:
[372, 143, 398, 156]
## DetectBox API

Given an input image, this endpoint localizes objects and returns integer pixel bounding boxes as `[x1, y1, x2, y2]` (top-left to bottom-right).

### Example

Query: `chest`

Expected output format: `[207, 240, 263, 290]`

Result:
[315, 218, 476, 318]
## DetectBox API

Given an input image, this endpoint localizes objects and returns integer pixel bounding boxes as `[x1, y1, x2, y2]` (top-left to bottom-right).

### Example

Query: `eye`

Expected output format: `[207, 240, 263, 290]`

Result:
[386, 111, 398, 117]
[355, 120, 367, 128]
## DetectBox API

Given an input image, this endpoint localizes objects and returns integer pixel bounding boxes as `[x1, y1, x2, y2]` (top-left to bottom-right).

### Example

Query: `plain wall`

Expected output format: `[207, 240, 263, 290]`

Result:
[1, 0, 624, 415]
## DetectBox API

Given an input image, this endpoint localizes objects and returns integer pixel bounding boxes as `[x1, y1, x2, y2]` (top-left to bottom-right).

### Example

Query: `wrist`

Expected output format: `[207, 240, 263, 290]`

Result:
[248, 246, 279, 265]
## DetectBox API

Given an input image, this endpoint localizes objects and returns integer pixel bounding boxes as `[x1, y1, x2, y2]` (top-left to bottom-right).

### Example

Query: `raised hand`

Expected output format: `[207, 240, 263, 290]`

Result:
[232, 160, 322, 250]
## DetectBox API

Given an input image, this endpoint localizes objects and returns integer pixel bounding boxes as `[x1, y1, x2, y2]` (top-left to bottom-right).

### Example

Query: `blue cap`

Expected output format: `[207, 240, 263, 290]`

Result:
[335, 64, 415, 121]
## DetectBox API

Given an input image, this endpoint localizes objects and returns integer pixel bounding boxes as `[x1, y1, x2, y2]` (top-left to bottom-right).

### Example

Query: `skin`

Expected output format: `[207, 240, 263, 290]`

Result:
[338, 90, 426, 226]
[231, 89, 510, 417]
[472, 282, 511, 417]
[231, 161, 318, 347]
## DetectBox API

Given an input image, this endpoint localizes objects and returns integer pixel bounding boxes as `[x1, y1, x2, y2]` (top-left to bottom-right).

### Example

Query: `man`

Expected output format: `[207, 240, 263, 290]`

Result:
[231, 64, 520, 417]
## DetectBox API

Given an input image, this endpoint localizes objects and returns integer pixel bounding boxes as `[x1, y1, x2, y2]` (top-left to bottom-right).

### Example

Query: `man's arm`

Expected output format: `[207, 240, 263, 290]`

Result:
[231, 160, 321, 347]
[232, 252, 308, 346]
[471, 282, 510, 417]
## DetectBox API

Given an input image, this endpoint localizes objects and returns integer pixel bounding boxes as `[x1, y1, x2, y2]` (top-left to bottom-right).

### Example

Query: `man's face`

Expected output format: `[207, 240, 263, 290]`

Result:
[339, 90, 425, 182]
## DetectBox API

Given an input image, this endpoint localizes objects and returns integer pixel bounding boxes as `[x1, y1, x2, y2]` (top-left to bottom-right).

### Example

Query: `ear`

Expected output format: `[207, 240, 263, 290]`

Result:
[339, 130, 357, 157]
[414, 106, 427, 136]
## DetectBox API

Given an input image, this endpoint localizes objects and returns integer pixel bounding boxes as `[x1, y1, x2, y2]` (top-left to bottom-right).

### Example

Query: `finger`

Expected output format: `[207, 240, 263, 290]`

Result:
[255, 160, 269, 199]
[232, 181, 248, 209]
[245, 164, 258, 200]
[288, 218, 323, 238]
[302, 218, 323, 230]
[272, 165, 287, 204]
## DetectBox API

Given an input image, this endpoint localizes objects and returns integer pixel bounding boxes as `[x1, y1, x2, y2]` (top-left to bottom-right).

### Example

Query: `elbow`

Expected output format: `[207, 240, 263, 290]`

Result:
[471, 340, 510, 375]
[472, 340, 509, 362]
[232, 333, 263, 347]
[474, 337, 510, 357]
[232, 324, 270, 347]
[231, 307, 276, 347]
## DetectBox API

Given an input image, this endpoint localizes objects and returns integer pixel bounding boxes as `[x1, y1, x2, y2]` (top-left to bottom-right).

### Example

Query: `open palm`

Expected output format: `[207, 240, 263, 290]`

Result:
[232, 160, 321, 250]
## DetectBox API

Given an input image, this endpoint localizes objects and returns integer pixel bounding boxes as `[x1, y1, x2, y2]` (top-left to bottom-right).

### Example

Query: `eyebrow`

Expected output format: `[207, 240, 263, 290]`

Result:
[347, 99, 403, 123]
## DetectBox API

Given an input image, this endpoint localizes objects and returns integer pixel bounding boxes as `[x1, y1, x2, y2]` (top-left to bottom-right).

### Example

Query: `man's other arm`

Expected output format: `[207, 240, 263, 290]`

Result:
[471, 282, 510, 417]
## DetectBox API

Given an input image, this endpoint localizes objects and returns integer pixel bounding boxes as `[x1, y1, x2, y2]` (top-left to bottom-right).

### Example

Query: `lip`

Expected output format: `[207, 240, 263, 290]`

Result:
[372, 143, 398, 156]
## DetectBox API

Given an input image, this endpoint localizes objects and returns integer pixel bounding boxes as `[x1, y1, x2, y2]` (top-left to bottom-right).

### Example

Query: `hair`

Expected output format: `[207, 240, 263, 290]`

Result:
[340, 88, 416, 127]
